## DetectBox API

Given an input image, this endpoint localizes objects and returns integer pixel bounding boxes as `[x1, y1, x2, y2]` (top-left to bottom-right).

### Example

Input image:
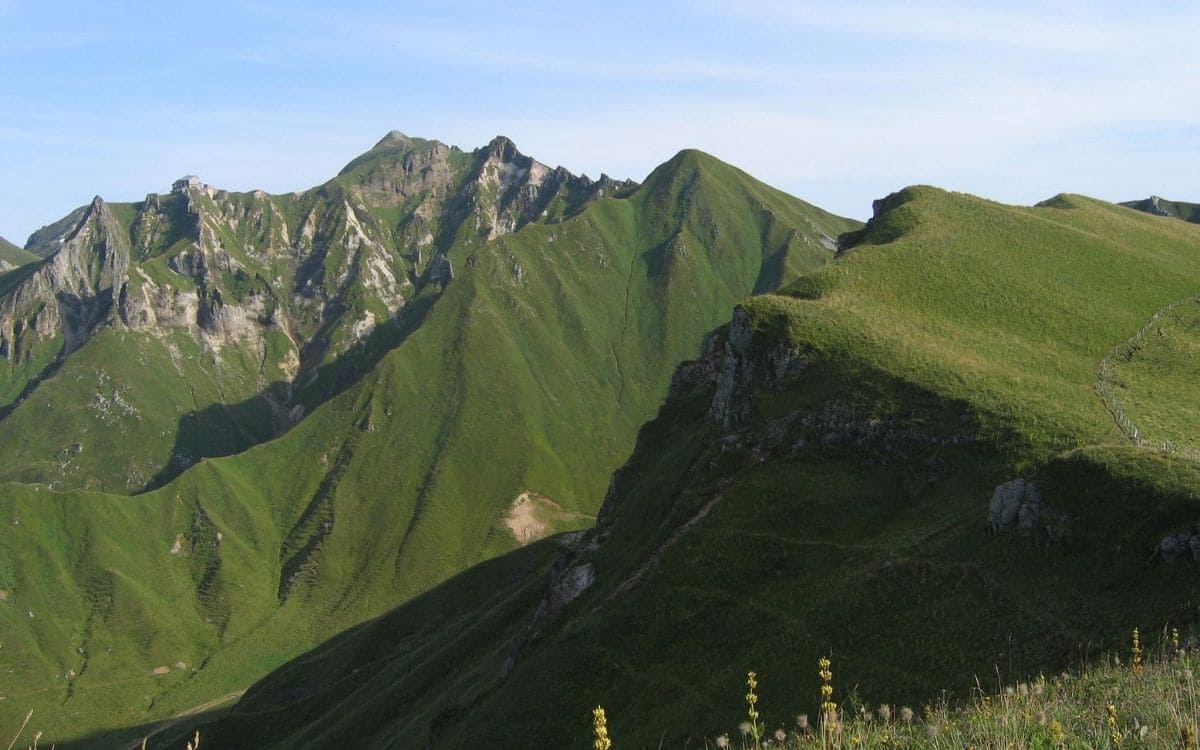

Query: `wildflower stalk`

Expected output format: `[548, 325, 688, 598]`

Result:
[818, 657, 836, 718]
[592, 706, 612, 750]
[745, 671, 764, 749]
[818, 656, 838, 748]
[1132, 628, 1144, 675]
[1050, 719, 1067, 749]
[1107, 703, 1122, 748]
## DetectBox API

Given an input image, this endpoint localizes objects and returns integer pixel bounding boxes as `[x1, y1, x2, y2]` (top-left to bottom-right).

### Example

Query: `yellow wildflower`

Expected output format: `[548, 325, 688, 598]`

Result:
[818, 657, 836, 717]
[1132, 628, 1144, 675]
[592, 706, 612, 750]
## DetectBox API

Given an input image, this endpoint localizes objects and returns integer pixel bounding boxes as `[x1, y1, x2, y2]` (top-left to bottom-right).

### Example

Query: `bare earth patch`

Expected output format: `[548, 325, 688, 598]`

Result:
[504, 491, 593, 545]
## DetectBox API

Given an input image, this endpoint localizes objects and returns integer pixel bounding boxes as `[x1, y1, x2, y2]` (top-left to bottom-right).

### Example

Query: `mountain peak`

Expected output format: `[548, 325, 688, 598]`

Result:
[373, 130, 414, 149]
[483, 134, 520, 160]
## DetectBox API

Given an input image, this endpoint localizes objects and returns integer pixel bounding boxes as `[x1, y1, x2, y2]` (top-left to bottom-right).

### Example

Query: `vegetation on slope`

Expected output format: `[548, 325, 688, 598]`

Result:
[0, 132, 640, 493]
[1105, 298, 1200, 456]
[640, 631, 1200, 749]
[0, 146, 856, 746]
[0, 235, 38, 270]
[191, 188, 1200, 749]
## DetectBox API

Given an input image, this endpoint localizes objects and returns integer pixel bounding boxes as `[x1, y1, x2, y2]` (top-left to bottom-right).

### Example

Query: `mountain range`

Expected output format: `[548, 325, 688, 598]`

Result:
[0, 134, 857, 746]
[1, 134, 1198, 749]
[184, 186, 1200, 748]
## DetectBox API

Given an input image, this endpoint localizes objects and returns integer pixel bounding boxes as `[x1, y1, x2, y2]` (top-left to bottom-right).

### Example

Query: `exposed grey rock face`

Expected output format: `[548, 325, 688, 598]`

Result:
[705, 306, 811, 428]
[1, 131, 633, 383]
[536, 562, 595, 622]
[24, 205, 90, 258]
[0, 196, 131, 358]
[0, 131, 645, 493]
[667, 330, 722, 400]
[345, 132, 630, 256]
[1152, 529, 1200, 563]
[502, 544, 597, 678]
[1119, 196, 1200, 225]
[709, 306, 752, 427]
[427, 253, 454, 285]
[987, 478, 1043, 531]
[791, 402, 969, 459]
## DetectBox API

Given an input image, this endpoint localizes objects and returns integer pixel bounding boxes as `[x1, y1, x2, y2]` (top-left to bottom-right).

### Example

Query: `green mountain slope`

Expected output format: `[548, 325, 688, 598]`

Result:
[0, 235, 37, 270]
[194, 188, 1200, 749]
[0, 145, 857, 745]
[1122, 195, 1200, 223]
[0, 133, 638, 493]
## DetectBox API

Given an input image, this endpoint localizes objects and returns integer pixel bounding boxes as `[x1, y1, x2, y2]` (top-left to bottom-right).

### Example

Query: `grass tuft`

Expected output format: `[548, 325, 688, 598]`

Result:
[694, 632, 1200, 749]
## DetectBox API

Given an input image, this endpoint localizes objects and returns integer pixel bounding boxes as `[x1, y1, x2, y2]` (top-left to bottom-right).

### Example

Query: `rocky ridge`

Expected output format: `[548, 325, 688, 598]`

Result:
[0, 132, 635, 490]
[1121, 196, 1200, 224]
[7, 132, 624, 372]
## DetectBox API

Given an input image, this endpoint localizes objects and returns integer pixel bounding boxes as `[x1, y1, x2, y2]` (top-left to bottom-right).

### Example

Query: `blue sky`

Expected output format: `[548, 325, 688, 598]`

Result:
[1, 0, 1197, 242]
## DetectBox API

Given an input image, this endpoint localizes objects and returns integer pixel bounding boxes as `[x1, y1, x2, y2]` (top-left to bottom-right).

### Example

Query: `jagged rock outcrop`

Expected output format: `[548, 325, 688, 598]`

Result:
[4, 131, 629, 381]
[24, 205, 90, 258]
[987, 478, 1043, 531]
[426, 253, 454, 285]
[704, 306, 811, 427]
[0, 196, 131, 358]
[1120, 196, 1200, 224]
[1152, 528, 1200, 563]
[709, 307, 753, 426]
[0, 131, 636, 490]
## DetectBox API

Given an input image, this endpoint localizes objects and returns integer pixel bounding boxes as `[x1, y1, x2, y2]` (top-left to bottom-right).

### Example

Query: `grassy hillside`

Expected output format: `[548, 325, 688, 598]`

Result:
[0, 327, 287, 490]
[0, 149, 857, 745]
[189, 188, 1200, 749]
[0, 235, 37, 270]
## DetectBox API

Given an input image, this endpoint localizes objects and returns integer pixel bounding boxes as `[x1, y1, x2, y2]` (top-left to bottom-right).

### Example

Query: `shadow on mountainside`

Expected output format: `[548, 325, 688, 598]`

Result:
[39, 335, 1200, 748]
[139, 288, 443, 493]
[53, 705, 231, 750]
[52, 536, 562, 750]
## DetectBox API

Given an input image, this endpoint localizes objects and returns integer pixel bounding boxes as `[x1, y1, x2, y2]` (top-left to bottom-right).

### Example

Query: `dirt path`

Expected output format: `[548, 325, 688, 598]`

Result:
[607, 490, 725, 602]
[1095, 294, 1200, 454]
[122, 690, 244, 750]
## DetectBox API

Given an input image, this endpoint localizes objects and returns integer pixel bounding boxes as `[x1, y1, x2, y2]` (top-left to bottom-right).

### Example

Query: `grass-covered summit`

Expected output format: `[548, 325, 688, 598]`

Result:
[0, 137, 857, 746]
[192, 188, 1200, 749]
